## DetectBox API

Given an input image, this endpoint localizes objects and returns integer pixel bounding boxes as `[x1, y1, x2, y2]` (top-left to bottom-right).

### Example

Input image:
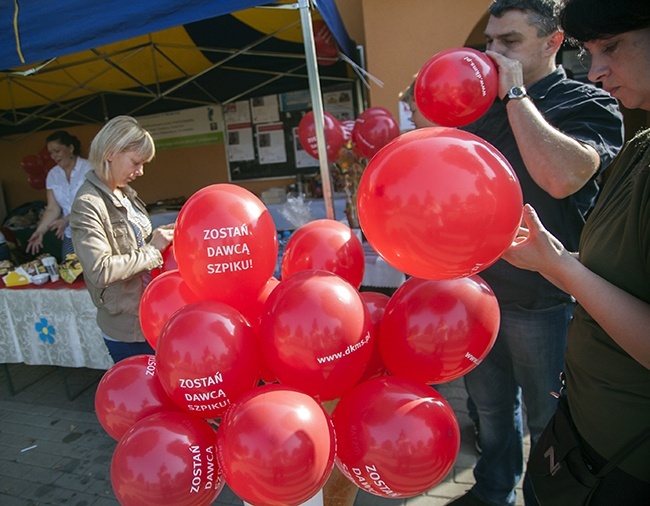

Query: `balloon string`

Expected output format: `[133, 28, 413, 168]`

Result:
[13, 0, 26, 64]
[339, 52, 384, 88]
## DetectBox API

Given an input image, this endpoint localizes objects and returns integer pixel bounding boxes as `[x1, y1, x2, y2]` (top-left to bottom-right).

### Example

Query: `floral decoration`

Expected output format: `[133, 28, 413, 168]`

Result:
[35, 317, 56, 344]
[332, 143, 367, 229]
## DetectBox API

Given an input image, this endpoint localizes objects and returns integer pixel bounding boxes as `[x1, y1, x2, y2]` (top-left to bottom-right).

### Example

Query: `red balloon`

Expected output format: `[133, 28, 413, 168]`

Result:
[313, 19, 339, 66]
[111, 411, 224, 506]
[241, 276, 280, 333]
[281, 219, 365, 289]
[95, 355, 180, 440]
[352, 108, 400, 159]
[259, 270, 373, 401]
[333, 376, 460, 498]
[139, 270, 203, 350]
[27, 173, 47, 190]
[21, 154, 43, 175]
[340, 120, 355, 142]
[174, 184, 277, 314]
[156, 300, 261, 419]
[297, 111, 346, 162]
[380, 276, 500, 384]
[358, 291, 390, 382]
[357, 127, 523, 280]
[38, 146, 56, 170]
[415, 47, 498, 127]
[151, 243, 179, 279]
[217, 384, 336, 506]
[241, 276, 281, 384]
[355, 106, 393, 119]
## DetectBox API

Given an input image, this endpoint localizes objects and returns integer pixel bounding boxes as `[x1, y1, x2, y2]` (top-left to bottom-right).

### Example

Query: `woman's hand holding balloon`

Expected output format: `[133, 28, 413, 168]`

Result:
[149, 225, 174, 252]
[501, 204, 575, 292]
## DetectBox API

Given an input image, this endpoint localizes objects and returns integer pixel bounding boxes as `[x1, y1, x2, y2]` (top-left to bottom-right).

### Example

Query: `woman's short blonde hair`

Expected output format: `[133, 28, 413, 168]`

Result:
[398, 79, 416, 104]
[89, 115, 155, 180]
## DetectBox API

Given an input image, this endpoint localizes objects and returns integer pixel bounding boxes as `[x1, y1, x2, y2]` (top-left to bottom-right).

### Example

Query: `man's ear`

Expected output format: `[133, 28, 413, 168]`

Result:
[546, 31, 564, 55]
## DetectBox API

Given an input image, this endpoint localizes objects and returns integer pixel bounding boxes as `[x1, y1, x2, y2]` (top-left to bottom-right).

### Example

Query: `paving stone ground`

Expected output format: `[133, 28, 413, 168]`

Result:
[0, 363, 526, 506]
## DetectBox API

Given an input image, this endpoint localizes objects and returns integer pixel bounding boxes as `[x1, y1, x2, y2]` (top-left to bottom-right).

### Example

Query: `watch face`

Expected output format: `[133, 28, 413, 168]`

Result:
[509, 86, 526, 98]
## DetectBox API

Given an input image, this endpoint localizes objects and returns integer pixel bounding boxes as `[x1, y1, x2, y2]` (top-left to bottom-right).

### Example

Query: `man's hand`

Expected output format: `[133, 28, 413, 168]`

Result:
[485, 50, 524, 100]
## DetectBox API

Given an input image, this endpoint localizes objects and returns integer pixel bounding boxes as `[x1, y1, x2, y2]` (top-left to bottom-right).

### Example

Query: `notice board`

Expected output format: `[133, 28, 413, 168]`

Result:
[226, 85, 355, 182]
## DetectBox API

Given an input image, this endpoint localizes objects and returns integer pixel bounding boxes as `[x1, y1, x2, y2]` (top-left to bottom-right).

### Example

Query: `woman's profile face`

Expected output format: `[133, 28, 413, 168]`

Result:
[585, 27, 650, 111]
[47, 141, 74, 168]
[408, 100, 437, 129]
[108, 150, 147, 188]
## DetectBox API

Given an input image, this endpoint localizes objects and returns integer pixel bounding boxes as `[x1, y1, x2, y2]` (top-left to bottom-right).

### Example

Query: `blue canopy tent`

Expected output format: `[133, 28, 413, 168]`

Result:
[0, 0, 355, 71]
[0, 0, 360, 218]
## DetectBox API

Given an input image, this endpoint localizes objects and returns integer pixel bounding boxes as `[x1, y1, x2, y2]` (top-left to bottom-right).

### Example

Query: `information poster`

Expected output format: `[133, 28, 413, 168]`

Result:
[250, 95, 280, 123]
[227, 123, 255, 162]
[256, 123, 287, 164]
[323, 90, 355, 121]
[280, 90, 312, 112]
[224, 100, 252, 124]
[293, 127, 319, 168]
[137, 105, 224, 150]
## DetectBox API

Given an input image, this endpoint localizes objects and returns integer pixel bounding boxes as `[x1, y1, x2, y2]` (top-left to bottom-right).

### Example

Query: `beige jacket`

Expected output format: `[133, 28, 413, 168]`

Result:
[70, 171, 162, 342]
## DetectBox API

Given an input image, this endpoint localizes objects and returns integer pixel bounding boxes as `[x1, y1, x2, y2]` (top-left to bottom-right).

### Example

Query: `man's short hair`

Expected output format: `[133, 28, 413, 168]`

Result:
[489, 0, 561, 37]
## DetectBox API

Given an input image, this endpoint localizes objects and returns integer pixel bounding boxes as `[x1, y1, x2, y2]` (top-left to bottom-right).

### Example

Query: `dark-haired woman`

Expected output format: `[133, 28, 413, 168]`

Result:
[503, 0, 650, 503]
[26, 130, 91, 259]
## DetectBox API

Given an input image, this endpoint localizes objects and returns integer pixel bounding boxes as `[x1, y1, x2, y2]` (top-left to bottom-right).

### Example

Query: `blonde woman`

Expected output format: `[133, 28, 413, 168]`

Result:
[70, 116, 174, 363]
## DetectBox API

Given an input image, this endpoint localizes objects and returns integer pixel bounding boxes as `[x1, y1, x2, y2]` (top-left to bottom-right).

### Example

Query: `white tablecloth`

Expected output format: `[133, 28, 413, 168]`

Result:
[0, 283, 114, 370]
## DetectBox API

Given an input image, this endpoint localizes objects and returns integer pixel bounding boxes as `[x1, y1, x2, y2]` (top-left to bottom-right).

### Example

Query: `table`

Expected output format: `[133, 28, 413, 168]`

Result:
[0, 279, 114, 371]
[149, 196, 349, 231]
[361, 242, 406, 290]
[150, 197, 406, 290]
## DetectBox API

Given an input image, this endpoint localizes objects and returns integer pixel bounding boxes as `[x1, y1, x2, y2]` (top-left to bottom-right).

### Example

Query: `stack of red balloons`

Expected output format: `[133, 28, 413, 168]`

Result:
[99, 47, 524, 503]
[297, 106, 399, 164]
[21, 146, 56, 190]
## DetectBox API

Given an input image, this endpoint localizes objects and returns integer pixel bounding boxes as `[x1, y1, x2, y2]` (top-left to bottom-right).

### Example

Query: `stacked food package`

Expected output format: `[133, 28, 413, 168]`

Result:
[1, 253, 83, 286]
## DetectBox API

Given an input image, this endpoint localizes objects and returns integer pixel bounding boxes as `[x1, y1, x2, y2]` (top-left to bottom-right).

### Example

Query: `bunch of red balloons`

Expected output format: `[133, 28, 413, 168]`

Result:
[21, 146, 56, 190]
[297, 106, 399, 164]
[102, 186, 416, 505]
[98, 50, 523, 502]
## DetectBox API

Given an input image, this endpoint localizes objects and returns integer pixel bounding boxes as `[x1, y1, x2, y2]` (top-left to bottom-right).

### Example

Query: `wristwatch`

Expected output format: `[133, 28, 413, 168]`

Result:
[502, 85, 528, 106]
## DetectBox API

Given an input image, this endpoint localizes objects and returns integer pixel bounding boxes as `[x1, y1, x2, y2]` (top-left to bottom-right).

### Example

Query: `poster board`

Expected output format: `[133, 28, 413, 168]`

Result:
[137, 105, 224, 150]
[226, 85, 355, 182]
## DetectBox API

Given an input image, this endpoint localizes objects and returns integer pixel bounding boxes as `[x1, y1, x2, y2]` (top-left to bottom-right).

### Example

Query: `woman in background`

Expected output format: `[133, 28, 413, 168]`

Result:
[26, 131, 91, 259]
[70, 116, 174, 363]
[502, 1, 650, 502]
[398, 76, 437, 129]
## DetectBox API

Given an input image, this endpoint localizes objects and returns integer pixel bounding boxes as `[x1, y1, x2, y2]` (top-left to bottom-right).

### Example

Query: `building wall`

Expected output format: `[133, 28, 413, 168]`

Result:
[0, 124, 296, 215]
[360, 0, 492, 120]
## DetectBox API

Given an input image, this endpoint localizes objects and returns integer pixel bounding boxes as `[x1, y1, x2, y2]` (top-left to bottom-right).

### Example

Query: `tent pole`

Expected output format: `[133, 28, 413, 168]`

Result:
[298, 0, 335, 221]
